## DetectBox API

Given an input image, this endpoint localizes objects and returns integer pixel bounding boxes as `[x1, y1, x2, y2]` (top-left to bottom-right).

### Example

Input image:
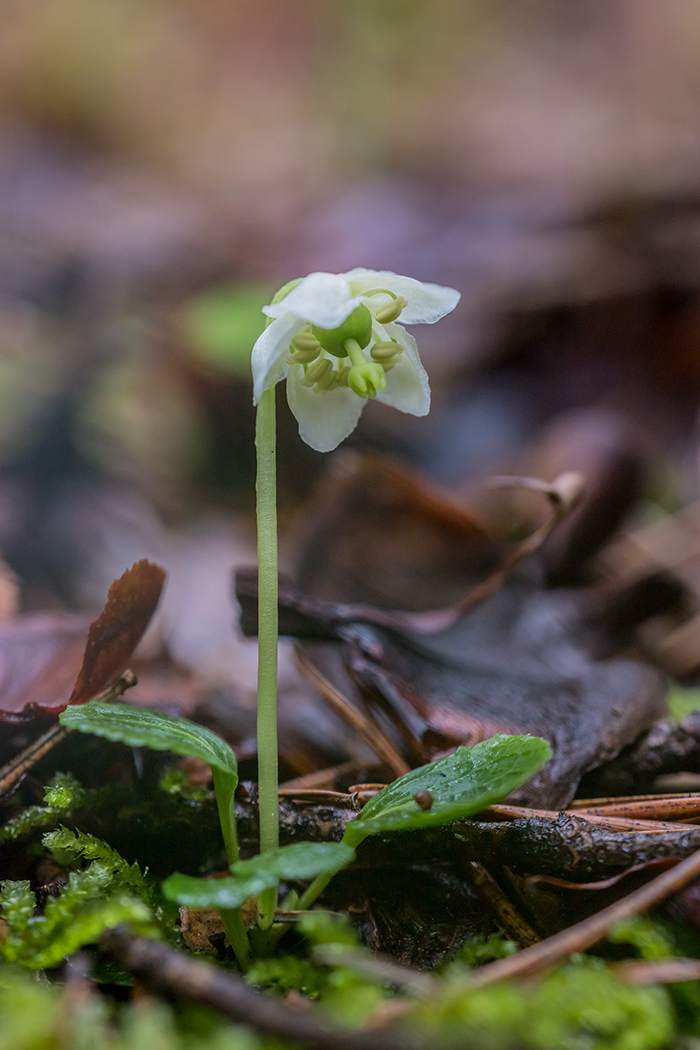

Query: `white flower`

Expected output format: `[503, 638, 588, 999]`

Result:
[250, 268, 460, 452]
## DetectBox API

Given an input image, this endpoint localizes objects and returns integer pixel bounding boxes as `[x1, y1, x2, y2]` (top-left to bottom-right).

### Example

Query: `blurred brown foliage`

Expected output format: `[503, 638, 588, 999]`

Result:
[4, 0, 700, 213]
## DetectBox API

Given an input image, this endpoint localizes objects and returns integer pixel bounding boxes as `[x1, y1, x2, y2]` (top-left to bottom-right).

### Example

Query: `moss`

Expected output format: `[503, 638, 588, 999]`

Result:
[0, 970, 270, 1049]
[0, 829, 171, 968]
[409, 958, 674, 1050]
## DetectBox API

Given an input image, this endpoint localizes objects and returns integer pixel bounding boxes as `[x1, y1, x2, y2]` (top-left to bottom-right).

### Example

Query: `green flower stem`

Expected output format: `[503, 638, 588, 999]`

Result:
[296, 871, 334, 911]
[255, 384, 280, 929]
[212, 768, 250, 966]
[220, 909, 250, 969]
[212, 768, 239, 865]
[296, 829, 367, 911]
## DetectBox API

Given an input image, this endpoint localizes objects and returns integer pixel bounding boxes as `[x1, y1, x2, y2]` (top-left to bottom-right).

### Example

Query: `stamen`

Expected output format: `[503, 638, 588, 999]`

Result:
[361, 287, 398, 300]
[370, 340, 402, 362]
[375, 296, 407, 325]
[301, 357, 332, 387]
[290, 346, 321, 364]
[313, 365, 338, 391]
[292, 330, 321, 352]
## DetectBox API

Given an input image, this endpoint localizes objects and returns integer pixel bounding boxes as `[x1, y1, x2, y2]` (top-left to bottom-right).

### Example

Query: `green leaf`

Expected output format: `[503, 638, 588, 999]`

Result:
[667, 684, 700, 720]
[60, 701, 238, 780]
[179, 283, 275, 376]
[162, 841, 355, 910]
[344, 734, 551, 847]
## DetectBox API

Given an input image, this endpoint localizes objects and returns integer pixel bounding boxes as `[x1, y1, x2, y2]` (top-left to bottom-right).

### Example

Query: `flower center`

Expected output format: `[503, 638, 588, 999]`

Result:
[288, 301, 407, 399]
[312, 304, 373, 357]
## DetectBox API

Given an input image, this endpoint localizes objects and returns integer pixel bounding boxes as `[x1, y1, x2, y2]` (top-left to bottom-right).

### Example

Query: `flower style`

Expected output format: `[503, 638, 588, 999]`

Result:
[250, 269, 460, 452]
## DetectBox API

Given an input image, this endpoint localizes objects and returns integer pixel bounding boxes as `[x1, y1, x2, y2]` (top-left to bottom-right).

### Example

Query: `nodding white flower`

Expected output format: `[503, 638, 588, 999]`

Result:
[250, 268, 460, 452]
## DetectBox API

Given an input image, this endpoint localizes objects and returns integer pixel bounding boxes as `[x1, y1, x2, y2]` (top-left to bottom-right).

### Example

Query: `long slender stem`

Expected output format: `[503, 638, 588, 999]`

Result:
[296, 871, 334, 912]
[212, 768, 250, 967]
[220, 909, 251, 969]
[255, 384, 279, 927]
[212, 768, 240, 865]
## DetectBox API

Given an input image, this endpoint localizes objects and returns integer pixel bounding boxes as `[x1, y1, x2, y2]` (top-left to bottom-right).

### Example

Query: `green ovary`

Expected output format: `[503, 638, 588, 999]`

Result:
[312, 305, 373, 356]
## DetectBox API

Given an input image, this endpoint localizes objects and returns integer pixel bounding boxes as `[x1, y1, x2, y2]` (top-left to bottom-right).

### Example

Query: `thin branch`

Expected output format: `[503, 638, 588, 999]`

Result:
[484, 803, 700, 834]
[468, 844, 700, 986]
[583, 711, 700, 797]
[295, 648, 410, 776]
[100, 929, 419, 1050]
[466, 861, 540, 947]
[313, 944, 436, 996]
[0, 671, 137, 803]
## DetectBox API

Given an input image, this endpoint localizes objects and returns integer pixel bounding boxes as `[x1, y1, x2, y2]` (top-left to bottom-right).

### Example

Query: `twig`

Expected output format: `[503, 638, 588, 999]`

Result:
[313, 943, 436, 996]
[279, 761, 361, 792]
[569, 792, 700, 808]
[468, 843, 700, 986]
[466, 861, 540, 947]
[100, 929, 419, 1050]
[295, 648, 410, 776]
[583, 711, 700, 797]
[0, 672, 137, 803]
[571, 795, 700, 822]
[484, 803, 700, 834]
[615, 958, 700, 985]
[277, 788, 353, 804]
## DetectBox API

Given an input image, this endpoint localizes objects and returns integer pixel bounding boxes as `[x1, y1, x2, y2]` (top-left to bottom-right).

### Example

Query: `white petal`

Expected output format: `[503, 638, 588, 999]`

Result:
[263, 273, 364, 329]
[343, 268, 460, 325]
[286, 365, 365, 452]
[375, 323, 430, 416]
[251, 314, 305, 404]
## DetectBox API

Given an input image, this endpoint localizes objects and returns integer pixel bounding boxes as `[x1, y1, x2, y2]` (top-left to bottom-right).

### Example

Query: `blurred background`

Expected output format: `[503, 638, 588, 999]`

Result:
[4, 0, 700, 716]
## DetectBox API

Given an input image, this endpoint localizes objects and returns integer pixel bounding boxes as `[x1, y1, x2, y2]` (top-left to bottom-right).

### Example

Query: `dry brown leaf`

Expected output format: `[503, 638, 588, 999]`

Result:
[67, 559, 166, 706]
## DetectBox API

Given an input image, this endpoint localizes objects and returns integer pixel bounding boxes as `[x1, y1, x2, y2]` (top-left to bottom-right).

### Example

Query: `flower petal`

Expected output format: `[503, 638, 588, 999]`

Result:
[263, 273, 364, 329]
[344, 268, 460, 325]
[286, 366, 365, 452]
[251, 314, 305, 404]
[375, 323, 430, 416]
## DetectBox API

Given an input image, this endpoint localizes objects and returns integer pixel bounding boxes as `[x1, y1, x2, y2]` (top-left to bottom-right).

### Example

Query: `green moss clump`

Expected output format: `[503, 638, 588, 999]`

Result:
[0, 828, 172, 968]
[448, 932, 518, 969]
[409, 958, 674, 1050]
[0, 772, 98, 847]
[0, 969, 269, 1049]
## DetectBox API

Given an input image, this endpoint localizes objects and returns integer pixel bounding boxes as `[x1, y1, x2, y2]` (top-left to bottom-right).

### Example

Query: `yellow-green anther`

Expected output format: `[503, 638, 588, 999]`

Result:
[375, 295, 407, 324]
[336, 366, 350, 387]
[313, 305, 373, 357]
[314, 365, 339, 391]
[301, 357, 332, 387]
[292, 330, 321, 352]
[370, 340, 402, 361]
[290, 346, 321, 364]
[348, 361, 387, 399]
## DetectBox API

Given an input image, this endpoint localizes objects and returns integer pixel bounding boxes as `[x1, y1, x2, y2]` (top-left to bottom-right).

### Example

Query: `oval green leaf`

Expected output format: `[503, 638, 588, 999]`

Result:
[60, 701, 238, 780]
[162, 841, 355, 910]
[344, 734, 551, 847]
